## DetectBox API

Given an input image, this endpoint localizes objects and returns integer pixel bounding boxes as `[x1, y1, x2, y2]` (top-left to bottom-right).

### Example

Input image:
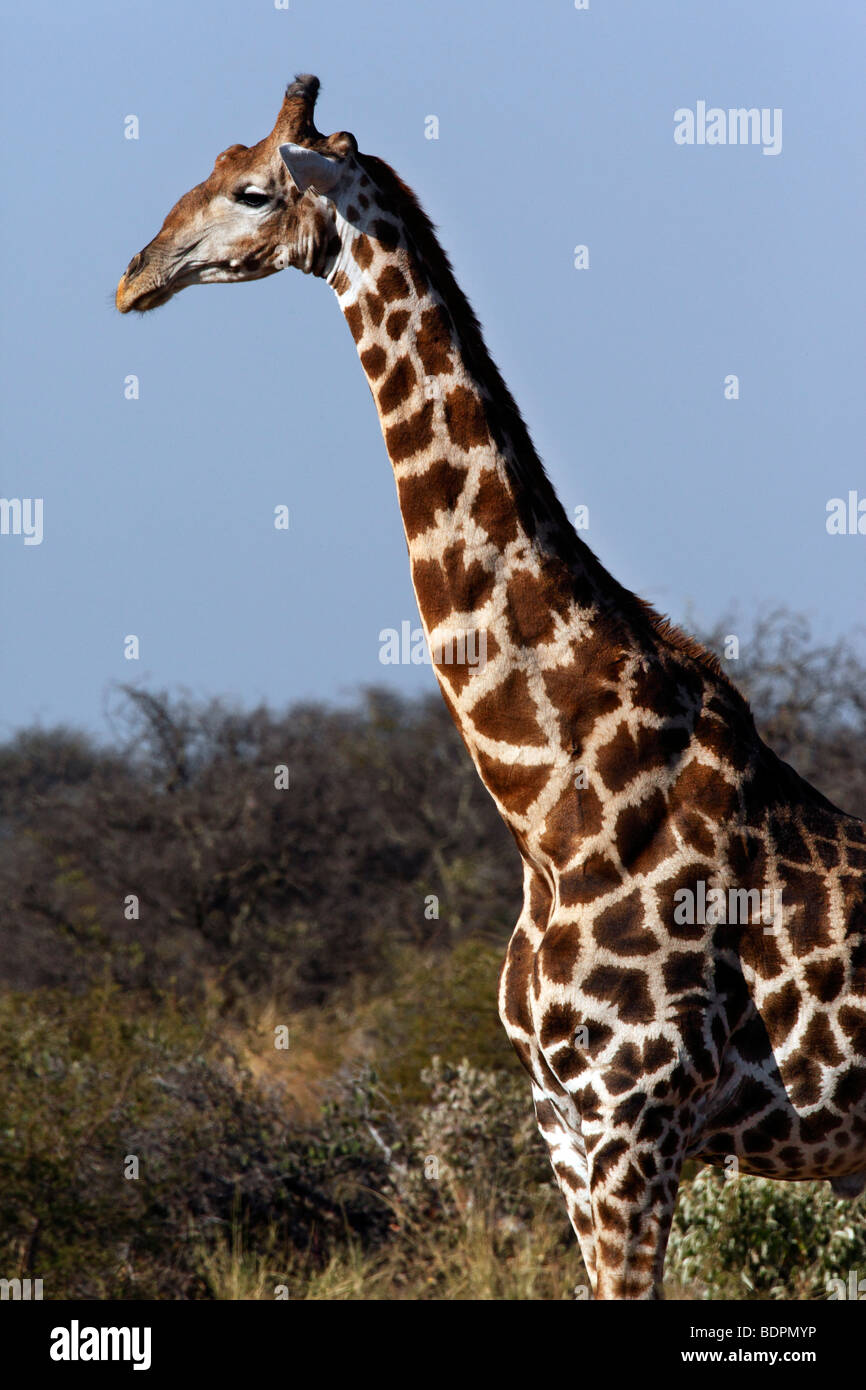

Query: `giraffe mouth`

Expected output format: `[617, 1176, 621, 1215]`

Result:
[117, 281, 176, 314]
[116, 235, 211, 314]
[116, 263, 206, 314]
[116, 260, 275, 314]
[115, 264, 179, 313]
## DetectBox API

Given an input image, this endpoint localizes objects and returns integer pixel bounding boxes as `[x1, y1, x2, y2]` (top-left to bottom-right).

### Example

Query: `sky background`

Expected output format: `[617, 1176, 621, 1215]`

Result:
[1, 0, 863, 739]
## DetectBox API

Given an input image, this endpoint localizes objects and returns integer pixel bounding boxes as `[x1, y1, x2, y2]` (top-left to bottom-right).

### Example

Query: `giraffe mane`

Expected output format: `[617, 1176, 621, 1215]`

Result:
[357, 153, 739, 696]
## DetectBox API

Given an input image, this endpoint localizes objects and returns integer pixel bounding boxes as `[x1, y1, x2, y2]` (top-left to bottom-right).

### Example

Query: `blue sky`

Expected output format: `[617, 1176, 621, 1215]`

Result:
[1, 0, 863, 737]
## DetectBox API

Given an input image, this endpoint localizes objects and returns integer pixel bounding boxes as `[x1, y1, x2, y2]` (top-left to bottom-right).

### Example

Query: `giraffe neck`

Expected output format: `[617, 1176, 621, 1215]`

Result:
[320, 159, 729, 857]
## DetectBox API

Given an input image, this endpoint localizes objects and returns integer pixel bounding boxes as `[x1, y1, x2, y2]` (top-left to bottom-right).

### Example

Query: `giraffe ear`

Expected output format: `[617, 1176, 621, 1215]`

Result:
[279, 143, 342, 196]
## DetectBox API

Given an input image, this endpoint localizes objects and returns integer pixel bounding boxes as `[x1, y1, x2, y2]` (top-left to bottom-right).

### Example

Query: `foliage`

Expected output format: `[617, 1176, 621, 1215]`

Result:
[0, 983, 393, 1298]
[0, 689, 518, 1004]
[667, 1168, 866, 1300]
[700, 607, 866, 817]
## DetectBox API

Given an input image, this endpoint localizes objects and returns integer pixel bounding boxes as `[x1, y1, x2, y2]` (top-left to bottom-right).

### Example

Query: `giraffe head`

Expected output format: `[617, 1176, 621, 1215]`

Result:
[116, 75, 360, 313]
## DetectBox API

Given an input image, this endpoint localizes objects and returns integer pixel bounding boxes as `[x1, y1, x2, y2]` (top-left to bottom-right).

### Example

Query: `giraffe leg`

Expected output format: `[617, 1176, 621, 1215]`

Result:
[586, 1109, 686, 1300]
[532, 1086, 598, 1297]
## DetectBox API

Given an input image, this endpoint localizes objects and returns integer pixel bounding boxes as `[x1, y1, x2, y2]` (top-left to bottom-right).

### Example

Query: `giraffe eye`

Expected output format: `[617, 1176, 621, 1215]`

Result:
[235, 187, 270, 208]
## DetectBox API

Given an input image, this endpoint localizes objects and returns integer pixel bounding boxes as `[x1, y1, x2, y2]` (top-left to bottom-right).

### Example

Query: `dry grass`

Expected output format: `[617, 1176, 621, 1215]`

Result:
[197, 1196, 581, 1301]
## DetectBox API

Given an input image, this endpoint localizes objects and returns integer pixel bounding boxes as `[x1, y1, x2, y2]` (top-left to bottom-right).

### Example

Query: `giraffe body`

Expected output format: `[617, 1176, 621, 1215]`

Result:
[117, 76, 866, 1298]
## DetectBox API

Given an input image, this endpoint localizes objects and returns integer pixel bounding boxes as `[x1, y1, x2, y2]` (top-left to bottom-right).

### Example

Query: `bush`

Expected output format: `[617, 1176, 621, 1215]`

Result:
[0, 983, 395, 1299]
[0, 689, 519, 1006]
[391, 1057, 554, 1229]
[667, 1168, 866, 1300]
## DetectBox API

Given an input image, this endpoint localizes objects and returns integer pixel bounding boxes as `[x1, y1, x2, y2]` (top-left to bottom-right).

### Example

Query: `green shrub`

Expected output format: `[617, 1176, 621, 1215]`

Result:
[0, 983, 393, 1298]
[364, 940, 518, 1099]
[668, 1168, 866, 1299]
[392, 1056, 554, 1227]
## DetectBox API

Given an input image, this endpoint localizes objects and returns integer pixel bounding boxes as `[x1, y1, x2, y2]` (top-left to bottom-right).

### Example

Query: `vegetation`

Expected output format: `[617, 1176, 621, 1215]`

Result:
[0, 609, 863, 1299]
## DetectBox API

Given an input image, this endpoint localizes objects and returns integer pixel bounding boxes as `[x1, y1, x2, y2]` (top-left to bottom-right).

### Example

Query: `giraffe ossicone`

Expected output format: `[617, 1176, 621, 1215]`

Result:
[117, 74, 866, 1300]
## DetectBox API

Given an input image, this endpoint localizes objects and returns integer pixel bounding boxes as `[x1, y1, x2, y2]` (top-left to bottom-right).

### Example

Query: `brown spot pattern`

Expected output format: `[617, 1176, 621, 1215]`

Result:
[386, 309, 410, 339]
[470, 469, 520, 547]
[360, 344, 387, 378]
[593, 890, 659, 958]
[344, 303, 363, 342]
[505, 569, 560, 647]
[384, 399, 434, 462]
[415, 303, 454, 375]
[444, 384, 490, 450]
[377, 356, 417, 414]
[473, 749, 553, 815]
[351, 234, 374, 269]
[362, 290, 385, 326]
[377, 265, 410, 302]
[372, 218, 400, 249]
[470, 668, 547, 747]
[397, 457, 467, 540]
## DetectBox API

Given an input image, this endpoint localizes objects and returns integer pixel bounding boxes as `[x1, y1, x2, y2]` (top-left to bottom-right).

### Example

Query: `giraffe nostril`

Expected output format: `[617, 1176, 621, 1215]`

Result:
[126, 252, 144, 279]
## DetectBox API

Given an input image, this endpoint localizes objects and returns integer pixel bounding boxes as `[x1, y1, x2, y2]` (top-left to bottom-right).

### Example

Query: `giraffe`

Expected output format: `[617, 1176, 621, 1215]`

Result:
[116, 76, 866, 1299]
